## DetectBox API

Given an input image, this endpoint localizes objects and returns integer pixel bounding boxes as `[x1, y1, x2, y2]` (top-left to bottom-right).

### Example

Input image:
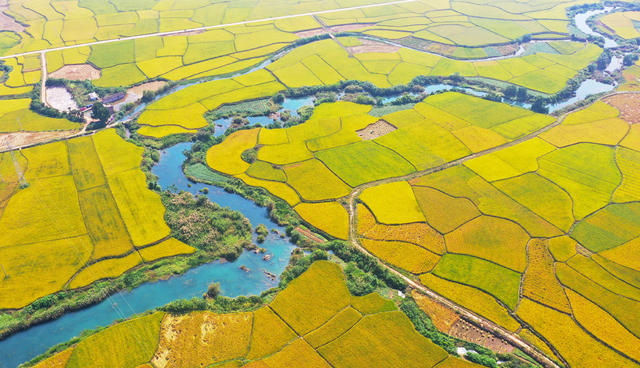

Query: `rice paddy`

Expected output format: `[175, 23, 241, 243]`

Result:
[0, 130, 188, 308]
[35, 260, 482, 368]
[4, 1, 640, 367]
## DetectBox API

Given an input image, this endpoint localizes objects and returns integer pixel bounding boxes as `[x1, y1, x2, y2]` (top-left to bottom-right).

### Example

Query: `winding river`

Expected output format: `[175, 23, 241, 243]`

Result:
[0, 143, 295, 368]
[0, 7, 628, 367]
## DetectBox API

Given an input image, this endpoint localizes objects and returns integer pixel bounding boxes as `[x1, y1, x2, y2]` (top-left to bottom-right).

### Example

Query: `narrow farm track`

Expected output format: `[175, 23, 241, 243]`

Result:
[39, 51, 48, 107]
[0, 0, 420, 61]
[344, 91, 640, 368]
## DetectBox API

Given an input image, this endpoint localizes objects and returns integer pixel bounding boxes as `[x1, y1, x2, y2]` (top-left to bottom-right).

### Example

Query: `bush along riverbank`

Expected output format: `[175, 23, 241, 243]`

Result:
[0, 191, 255, 342]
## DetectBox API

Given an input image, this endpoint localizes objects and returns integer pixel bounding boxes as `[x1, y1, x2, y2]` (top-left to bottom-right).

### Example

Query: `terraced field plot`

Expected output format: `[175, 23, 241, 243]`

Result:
[31, 261, 483, 368]
[0, 129, 193, 309]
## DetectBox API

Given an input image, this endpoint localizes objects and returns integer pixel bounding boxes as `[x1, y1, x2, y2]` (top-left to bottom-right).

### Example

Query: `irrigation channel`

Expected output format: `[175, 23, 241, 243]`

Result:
[0, 7, 627, 367]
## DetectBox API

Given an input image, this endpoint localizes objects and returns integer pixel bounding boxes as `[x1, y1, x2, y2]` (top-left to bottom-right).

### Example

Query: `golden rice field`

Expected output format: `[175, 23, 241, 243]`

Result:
[31, 261, 483, 368]
[204, 87, 640, 367]
[2, 0, 639, 366]
[0, 129, 194, 309]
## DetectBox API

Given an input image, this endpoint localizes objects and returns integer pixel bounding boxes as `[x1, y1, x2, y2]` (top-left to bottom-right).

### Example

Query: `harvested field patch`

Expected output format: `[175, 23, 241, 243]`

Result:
[448, 318, 514, 354]
[356, 119, 397, 140]
[152, 311, 252, 368]
[49, 64, 100, 80]
[0, 130, 76, 152]
[604, 93, 640, 124]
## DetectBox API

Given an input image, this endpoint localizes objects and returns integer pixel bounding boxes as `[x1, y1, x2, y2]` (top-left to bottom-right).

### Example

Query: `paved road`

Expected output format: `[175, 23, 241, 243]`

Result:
[0, 0, 419, 60]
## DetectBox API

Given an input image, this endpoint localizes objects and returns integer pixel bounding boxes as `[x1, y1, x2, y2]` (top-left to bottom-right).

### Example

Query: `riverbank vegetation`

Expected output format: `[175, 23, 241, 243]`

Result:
[23, 254, 538, 368]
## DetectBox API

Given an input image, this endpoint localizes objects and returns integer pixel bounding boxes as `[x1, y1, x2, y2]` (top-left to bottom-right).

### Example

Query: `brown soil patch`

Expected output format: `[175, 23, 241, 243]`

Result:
[114, 81, 168, 110]
[0, 130, 77, 152]
[449, 319, 515, 354]
[348, 39, 399, 54]
[295, 226, 325, 244]
[0, 2, 24, 32]
[330, 23, 370, 33]
[494, 44, 519, 55]
[128, 81, 167, 96]
[356, 119, 397, 140]
[49, 64, 101, 81]
[412, 290, 459, 333]
[296, 28, 326, 38]
[603, 94, 640, 124]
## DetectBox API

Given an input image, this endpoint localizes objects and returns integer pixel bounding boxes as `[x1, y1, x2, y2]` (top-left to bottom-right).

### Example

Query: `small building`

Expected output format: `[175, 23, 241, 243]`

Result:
[87, 92, 99, 101]
[102, 92, 126, 105]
